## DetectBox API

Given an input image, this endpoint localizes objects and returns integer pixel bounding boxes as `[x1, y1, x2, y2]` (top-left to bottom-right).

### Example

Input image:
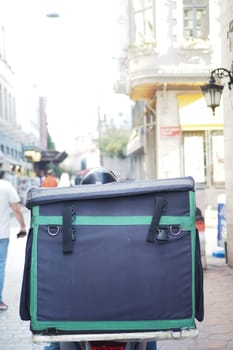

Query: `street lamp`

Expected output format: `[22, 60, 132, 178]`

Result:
[46, 12, 60, 18]
[201, 61, 233, 115]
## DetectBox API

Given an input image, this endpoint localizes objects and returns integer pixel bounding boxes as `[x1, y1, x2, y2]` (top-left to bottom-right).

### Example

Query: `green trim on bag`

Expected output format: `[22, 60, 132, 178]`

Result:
[189, 191, 196, 320]
[33, 213, 193, 229]
[33, 206, 40, 219]
[30, 317, 195, 332]
[30, 224, 38, 322]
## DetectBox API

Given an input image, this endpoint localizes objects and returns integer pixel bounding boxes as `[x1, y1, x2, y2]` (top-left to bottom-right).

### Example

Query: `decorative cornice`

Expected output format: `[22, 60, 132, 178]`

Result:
[129, 65, 213, 81]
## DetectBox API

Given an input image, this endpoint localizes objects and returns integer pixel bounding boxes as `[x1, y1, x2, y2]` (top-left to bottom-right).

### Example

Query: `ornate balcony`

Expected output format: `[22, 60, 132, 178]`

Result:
[127, 43, 213, 100]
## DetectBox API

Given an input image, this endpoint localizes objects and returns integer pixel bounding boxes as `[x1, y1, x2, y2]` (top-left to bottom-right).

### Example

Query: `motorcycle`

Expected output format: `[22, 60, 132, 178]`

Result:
[45, 339, 157, 350]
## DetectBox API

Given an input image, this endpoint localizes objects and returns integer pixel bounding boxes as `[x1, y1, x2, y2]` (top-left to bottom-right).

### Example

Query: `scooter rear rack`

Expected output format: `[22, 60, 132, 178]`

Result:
[32, 328, 198, 343]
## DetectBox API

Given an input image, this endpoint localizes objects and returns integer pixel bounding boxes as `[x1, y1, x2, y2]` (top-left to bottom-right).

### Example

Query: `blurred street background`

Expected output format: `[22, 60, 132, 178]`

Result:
[1, 1, 233, 349]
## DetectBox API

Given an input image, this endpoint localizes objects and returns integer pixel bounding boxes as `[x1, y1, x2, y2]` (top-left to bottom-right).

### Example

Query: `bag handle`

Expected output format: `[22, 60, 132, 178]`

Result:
[63, 206, 75, 254]
[147, 196, 167, 243]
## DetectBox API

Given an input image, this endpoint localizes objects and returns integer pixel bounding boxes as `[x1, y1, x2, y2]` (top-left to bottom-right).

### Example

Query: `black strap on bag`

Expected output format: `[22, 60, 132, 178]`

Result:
[63, 206, 74, 254]
[147, 196, 167, 243]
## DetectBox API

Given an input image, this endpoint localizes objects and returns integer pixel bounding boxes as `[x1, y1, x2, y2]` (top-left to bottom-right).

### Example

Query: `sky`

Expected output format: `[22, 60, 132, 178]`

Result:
[1, 0, 121, 152]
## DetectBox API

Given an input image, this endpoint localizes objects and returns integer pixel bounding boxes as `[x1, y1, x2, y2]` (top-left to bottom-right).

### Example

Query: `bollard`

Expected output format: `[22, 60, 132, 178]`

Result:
[212, 194, 226, 259]
[195, 207, 207, 269]
[217, 194, 226, 247]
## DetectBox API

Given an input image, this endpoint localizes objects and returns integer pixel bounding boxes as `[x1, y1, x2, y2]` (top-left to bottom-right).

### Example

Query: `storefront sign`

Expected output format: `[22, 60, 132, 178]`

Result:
[160, 126, 181, 136]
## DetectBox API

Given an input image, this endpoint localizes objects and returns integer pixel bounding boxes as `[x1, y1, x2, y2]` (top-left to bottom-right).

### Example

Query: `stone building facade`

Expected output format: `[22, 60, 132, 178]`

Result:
[115, 0, 224, 210]
[220, 0, 233, 266]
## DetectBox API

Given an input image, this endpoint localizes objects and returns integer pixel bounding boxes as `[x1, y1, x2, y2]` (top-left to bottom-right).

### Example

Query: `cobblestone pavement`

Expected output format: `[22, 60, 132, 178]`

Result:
[157, 256, 233, 350]
[1, 208, 232, 350]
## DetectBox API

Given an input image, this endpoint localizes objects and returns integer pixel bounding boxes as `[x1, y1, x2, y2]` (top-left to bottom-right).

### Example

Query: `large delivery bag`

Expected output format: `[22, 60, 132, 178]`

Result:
[20, 176, 204, 335]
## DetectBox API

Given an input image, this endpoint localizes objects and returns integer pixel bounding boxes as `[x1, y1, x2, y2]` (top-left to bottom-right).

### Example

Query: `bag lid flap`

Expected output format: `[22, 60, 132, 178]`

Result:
[26, 176, 195, 208]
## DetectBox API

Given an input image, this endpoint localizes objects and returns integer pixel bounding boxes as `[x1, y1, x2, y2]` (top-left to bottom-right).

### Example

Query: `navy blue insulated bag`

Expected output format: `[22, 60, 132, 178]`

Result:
[20, 177, 204, 335]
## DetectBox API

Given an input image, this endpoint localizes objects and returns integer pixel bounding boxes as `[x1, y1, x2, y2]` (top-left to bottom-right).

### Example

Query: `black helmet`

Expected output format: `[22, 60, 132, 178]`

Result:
[80, 167, 118, 185]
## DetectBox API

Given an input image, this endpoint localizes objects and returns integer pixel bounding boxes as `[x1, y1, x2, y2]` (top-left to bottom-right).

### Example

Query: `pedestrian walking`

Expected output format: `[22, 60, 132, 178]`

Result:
[58, 172, 71, 187]
[0, 170, 27, 311]
[41, 169, 58, 187]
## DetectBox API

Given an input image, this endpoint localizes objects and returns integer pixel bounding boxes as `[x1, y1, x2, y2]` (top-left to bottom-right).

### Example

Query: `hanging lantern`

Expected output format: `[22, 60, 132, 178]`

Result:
[201, 79, 224, 115]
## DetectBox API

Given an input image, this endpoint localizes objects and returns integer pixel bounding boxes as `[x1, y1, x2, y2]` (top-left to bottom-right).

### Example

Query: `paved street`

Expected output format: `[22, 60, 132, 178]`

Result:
[0, 207, 232, 349]
[0, 208, 45, 350]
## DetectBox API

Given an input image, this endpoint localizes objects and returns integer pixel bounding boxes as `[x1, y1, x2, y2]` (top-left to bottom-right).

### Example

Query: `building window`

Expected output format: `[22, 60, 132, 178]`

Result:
[0, 84, 2, 118]
[183, 130, 224, 186]
[183, 131, 205, 183]
[211, 131, 224, 185]
[4, 87, 7, 120]
[8, 93, 12, 123]
[183, 0, 209, 40]
[131, 0, 155, 45]
[12, 97, 16, 124]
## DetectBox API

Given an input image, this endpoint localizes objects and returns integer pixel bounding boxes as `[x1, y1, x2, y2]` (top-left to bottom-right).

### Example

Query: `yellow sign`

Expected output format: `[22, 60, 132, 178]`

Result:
[177, 94, 223, 130]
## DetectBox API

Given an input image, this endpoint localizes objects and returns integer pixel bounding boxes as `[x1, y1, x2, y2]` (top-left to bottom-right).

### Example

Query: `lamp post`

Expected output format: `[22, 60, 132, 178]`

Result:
[201, 61, 233, 115]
